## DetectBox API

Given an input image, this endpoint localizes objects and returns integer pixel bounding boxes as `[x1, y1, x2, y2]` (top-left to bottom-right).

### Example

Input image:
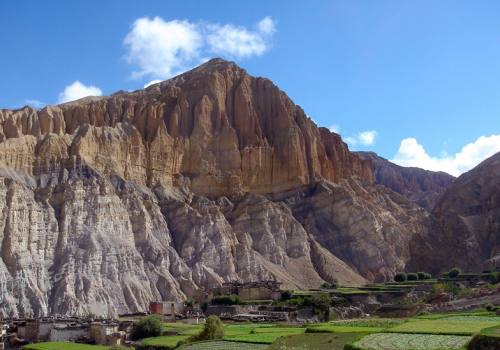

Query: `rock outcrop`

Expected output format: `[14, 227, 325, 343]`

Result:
[0, 59, 433, 317]
[356, 152, 455, 210]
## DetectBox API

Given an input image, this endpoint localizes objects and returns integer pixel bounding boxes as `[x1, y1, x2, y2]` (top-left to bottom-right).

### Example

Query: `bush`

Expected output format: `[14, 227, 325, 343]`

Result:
[320, 282, 338, 289]
[195, 315, 224, 341]
[448, 267, 462, 278]
[281, 290, 293, 301]
[184, 299, 195, 307]
[210, 295, 243, 305]
[467, 334, 500, 350]
[407, 272, 418, 281]
[483, 303, 497, 312]
[490, 272, 500, 284]
[417, 272, 432, 280]
[394, 272, 407, 282]
[133, 315, 163, 339]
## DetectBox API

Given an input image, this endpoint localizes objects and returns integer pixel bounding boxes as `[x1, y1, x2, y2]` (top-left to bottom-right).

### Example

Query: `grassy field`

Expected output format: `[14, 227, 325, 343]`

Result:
[353, 333, 471, 350]
[388, 315, 500, 335]
[23, 343, 108, 350]
[142, 335, 191, 348]
[269, 332, 369, 350]
[178, 340, 268, 349]
[133, 309, 500, 349]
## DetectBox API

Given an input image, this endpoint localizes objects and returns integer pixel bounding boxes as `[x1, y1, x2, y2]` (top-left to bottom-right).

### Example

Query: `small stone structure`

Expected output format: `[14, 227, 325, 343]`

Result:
[215, 280, 282, 301]
[90, 321, 119, 345]
[149, 301, 184, 318]
[50, 323, 89, 342]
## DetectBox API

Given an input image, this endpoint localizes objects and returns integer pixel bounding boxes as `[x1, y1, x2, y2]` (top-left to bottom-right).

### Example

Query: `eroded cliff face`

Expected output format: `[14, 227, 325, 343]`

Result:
[0, 59, 431, 317]
[408, 152, 500, 273]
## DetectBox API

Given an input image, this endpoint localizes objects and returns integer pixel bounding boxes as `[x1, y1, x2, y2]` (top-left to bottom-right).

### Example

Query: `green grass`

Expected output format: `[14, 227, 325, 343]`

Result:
[388, 316, 500, 335]
[269, 332, 369, 350]
[353, 333, 471, 350]
[480, 324, 500, 336]
[307, 325, 386, 333]
[23, 343, 108, 350]
[224, 327, 305, 344]
[330, 318, 406, 328]
[178, 340, 268, 350]
[142, 335, 191, 348]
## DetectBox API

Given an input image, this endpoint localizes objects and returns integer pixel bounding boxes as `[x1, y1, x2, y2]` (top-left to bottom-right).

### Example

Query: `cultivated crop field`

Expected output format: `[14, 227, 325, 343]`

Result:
[23, 343, 107, 350]
[178, 340, 268, 350]
[353, 333, 471, 350]
[388, 315, 500, 335]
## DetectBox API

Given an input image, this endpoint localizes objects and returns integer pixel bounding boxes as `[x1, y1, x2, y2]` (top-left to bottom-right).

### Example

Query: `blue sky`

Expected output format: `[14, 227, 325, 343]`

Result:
[1, 0, 500, 175]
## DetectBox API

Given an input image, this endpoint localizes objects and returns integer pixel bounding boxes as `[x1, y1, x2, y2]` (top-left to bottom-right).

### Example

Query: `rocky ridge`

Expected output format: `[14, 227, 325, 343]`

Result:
[356, 151, 455, 210]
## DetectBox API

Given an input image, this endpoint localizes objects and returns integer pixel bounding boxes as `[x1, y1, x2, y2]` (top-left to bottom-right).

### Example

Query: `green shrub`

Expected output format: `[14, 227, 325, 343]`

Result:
[320, 282, 338, 289]
[483, 303, 497, 312]
[394, 272, 407, 282]
[407, 272, 418, 281]
[448, 267, 462, 278]
[417, 272, 432, 280]
[281, 290, 293, 301]
[133, 315, 163, 339]
[467, 334, 500, 350]
[195, 315, 224, 341]
[490, 272, 500, 284]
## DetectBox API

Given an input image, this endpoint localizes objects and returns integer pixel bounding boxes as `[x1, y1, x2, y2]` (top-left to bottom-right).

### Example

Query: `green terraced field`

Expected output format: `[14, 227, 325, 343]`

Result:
[142, 335, 191, 348]
[178, 340, 268, 350]
[269, 332, 369, 350]
[23, 343, 107, 350]
[387, 314, 500, 336]
[353, 333, 471, 350]
[307, 325, 386, 333]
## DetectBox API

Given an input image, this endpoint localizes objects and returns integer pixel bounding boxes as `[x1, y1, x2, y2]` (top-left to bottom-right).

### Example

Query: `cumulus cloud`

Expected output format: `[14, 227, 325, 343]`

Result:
[345, 130, 378, 146]
[391, 135, 500, 176]
[123, 16, 276, 81]
[207, 17, 275, 58]
[58, 81, 102, 103]
[124, 17, 203, 79]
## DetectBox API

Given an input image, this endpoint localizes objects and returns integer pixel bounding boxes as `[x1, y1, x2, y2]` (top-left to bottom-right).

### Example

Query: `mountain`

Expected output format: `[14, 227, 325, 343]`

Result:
[0, 59, 432, 317]
[356, 152, 455, 210]
[410, 151, 500, 272]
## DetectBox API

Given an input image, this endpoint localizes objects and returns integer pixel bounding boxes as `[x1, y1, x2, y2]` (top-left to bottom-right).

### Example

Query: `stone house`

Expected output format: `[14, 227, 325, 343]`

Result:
[50, 323, 89, 342]
[90, 321, 119, 345]
[216, 281, 282, 301]
[149, 301, 184, 318]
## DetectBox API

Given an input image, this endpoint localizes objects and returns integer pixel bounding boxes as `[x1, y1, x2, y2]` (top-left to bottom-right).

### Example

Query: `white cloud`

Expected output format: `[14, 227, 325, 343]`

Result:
[207, 16, 276, 58]
[143, 80, 162, 88]
[329, 124, 341, 133]
[124, 17, 203, 80]
[25, 99, 46, 108]
[58, 81, 102, 103]
[257, 16, 276, 36]
[345, 130, 378, 146]
[391, 135, 500, 176]
[123, 16, 276, 81]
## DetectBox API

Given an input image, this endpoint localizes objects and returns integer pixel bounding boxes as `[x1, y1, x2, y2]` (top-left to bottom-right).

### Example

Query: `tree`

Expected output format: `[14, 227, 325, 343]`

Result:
[394, 272, 407, 282]
[133, 315, 163, 339]
[196, 315, 224, 340]
[448, 267, 462, 278]
[281, 290, 293, 301]
[407, 272, 418, 281]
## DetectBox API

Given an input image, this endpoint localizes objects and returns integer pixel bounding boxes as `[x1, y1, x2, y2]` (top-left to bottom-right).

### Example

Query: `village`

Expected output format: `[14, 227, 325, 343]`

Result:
[1, 270, 500, 350]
